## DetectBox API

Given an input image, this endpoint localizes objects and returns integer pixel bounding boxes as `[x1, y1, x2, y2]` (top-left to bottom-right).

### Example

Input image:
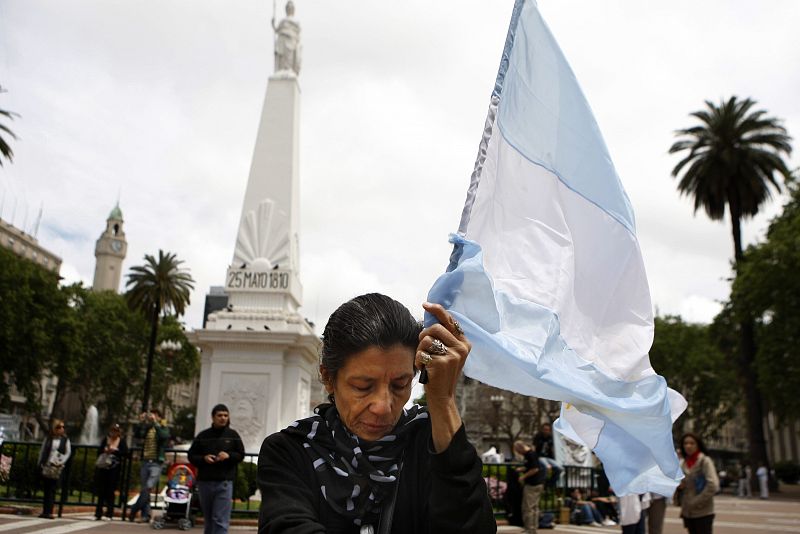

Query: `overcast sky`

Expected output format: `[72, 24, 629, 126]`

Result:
[1, 0, 798, 333]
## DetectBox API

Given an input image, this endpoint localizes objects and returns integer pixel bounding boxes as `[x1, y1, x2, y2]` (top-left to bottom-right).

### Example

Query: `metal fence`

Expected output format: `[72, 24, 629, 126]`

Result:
[0, 441, 261, 519]
[1, 440, 604, 521]
[483, 462, 602, 517]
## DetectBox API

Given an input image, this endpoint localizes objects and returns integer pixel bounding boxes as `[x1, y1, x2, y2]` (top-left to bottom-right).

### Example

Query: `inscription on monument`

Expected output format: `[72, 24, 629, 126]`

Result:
[226, 269, 290, 291]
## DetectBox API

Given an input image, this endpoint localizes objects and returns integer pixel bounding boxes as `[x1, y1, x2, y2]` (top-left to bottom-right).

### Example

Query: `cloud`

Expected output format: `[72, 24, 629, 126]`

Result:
[1, 0, 797, 333]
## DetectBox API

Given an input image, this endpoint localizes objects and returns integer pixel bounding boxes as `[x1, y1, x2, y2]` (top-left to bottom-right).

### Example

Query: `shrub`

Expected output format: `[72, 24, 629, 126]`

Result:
[234, 461, 258, 502]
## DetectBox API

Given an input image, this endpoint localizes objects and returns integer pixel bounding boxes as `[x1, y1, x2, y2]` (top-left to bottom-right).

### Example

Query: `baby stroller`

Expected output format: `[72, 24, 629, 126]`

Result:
[152, 463, 197, 530]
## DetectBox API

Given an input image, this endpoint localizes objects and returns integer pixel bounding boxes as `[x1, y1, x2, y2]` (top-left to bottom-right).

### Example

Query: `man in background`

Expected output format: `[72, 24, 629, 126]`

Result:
[189, 404, 245, 534]
[128, 408, 170, 523]
[514, 440, 547, 534]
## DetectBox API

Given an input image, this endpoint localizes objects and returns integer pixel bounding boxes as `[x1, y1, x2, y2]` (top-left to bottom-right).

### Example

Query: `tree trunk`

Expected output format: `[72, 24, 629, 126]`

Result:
[141, 307, 160, 414]
[730, 209, 771, 486]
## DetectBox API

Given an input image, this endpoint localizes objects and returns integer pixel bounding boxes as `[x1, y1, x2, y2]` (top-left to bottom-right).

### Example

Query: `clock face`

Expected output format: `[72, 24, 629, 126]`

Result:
[111, 240, 123, 253]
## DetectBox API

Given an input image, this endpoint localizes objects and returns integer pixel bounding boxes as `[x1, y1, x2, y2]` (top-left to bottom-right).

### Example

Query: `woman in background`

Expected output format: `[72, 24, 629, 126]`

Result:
[94, 423, 128, 520]
[38, 419, 71, 519]
[678, 432, 719, 534]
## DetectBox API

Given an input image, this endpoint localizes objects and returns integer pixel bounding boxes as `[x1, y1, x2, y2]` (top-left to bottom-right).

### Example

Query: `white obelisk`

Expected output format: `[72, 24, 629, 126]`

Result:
[192, 1, 318, 453]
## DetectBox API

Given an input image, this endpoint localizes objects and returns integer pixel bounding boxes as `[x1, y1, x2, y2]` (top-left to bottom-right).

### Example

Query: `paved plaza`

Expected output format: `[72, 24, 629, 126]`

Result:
[0, 490, 799, 533]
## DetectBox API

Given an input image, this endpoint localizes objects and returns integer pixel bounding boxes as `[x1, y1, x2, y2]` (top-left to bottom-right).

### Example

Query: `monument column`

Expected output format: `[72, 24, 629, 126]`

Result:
[191, 1, 318, 453]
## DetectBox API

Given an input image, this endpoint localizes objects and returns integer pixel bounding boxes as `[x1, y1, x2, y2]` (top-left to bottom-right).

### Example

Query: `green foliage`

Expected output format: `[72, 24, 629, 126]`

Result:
[650, 315, 738, 440]
[1, 442, 40, 498]
[0, 246, 79, 413]
[233, 461, 258, 502]
[731, 186, 800, 423]
[0, 85, 18, 166]
[125, 250, 195, 412]
[774, 460, 800, 484]
[66, 446, 100, 494]
[149, 315, 199, 412]
[171, 406, 198, 442]
[125, 250, 195, 318]
[669, 96, 792, 230]
[78, 289, 149, 425]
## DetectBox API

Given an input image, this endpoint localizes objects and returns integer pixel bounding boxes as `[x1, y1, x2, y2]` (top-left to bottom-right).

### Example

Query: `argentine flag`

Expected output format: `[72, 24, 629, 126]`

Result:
[427, 0, 686, 496]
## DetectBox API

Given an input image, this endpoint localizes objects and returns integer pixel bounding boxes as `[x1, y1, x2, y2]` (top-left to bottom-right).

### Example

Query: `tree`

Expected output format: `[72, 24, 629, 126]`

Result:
[0, 247, 80, 419]
[0, 85, 18, 166]
[649, 315, 738, 441]
[730, 184, 800, 424]
[669, 96, 793, 475]
[125, 250, 195, 413]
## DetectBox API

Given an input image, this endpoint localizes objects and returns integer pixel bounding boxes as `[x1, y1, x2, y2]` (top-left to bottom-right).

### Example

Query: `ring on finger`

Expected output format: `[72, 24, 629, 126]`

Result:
[429, 338, 447, 355]
[452, 320, 464, 336]
[419, 352, 433, 365]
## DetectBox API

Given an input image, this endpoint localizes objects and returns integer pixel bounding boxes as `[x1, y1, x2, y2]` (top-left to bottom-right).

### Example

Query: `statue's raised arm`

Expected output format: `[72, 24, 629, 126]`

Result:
[273, 0, 301, 76]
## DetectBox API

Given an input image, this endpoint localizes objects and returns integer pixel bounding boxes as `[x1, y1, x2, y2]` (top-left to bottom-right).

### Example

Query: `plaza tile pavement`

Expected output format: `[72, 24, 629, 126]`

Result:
[0, 486, 798, 532]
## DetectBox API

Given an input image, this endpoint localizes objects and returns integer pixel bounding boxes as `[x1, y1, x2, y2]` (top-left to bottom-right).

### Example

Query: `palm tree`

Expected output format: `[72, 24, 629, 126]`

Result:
[0, 86, 18, 166]
[670, 96, 792, 482]
[126, 250, 195, 413]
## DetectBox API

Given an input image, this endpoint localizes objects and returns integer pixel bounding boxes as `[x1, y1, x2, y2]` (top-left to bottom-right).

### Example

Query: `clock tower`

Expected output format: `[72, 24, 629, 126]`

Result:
[92, 203, 127, 292]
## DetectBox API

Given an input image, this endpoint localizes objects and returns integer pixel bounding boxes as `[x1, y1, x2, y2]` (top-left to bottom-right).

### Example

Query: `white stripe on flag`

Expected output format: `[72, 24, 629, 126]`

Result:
[427, 0, 686, 497]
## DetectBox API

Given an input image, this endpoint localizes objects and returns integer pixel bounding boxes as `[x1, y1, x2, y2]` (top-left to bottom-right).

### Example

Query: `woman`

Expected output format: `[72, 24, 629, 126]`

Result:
[678, 432, 719, 534]
[258, 294, 496, 533]
[94, 423, 128, 520]
[37, 419, 71, 519]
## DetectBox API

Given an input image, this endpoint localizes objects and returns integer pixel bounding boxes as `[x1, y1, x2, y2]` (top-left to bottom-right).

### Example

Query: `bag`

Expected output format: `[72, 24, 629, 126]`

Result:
[694, 473, 706, 494]
[41, 462, 64, 479]
[95, 452, 115, 470]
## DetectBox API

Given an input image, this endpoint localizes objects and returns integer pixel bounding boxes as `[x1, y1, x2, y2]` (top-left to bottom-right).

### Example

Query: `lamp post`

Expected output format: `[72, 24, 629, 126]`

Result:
[490, 394, 505, 455]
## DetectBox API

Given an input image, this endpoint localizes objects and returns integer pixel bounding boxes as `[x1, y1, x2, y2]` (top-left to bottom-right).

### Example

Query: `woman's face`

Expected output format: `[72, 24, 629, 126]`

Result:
[53, 422, 65, 437]
[683, 436, 698, 456]
[323, 344, 415, 442]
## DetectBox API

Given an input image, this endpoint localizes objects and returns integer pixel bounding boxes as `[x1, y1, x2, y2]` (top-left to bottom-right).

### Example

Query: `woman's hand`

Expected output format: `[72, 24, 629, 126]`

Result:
[417, 302, 471, 452]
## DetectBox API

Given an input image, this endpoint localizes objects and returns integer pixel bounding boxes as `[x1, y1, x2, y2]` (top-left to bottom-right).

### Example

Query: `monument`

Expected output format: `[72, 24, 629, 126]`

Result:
[191, 2, 318, 453]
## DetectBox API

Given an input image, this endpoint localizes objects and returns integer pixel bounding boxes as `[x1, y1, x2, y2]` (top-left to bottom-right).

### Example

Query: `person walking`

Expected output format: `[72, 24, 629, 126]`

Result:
[93, 424, 128, 521]
[514, 440, 547, 534]
[647, 493, 667, 534]
[189, 404, 245, 534]
[37, 419, 71, 519]
[756, 465, 769, 499]
[128, 408, 170, 523]
[678, 432, 719, 534]
[737, 463, 752, 498]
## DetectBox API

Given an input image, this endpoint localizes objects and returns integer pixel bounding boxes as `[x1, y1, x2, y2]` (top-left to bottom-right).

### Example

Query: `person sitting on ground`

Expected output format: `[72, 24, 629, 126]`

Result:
[257, 294, 496, 533]
[588, 488, 618, 525]
[566, 488, 614, 527]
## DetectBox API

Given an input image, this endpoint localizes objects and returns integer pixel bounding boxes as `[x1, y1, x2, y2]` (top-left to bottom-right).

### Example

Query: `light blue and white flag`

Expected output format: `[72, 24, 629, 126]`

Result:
[427, 0, 686, 496]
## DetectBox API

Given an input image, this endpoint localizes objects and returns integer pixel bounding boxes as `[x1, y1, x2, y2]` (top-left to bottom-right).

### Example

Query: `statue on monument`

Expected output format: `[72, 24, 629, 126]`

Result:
[272, 0, 302, 75]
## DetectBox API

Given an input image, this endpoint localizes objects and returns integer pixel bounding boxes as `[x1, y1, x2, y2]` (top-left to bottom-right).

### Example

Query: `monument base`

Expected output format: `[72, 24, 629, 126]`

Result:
[190, 324, 319, 453]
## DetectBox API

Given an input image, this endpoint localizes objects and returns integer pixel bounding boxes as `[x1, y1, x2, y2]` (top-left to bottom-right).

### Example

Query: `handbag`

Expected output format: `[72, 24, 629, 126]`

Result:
[95, 452, 116, 469]
[41, 462, 64, 479]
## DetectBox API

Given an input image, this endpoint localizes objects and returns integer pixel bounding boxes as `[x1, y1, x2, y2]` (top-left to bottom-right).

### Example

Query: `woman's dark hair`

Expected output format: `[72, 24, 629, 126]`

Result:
[320, 293, 422, 385]
[679, 432, 708, 457]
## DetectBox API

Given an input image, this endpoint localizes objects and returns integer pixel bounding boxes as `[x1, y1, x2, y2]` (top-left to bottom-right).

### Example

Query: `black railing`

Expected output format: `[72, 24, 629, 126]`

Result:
[483, 462, 602, 518]
[0, 441, 261, 518]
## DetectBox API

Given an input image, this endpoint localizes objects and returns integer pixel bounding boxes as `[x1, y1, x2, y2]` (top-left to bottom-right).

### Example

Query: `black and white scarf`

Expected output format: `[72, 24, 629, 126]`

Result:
[283, 403, 429, 527]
